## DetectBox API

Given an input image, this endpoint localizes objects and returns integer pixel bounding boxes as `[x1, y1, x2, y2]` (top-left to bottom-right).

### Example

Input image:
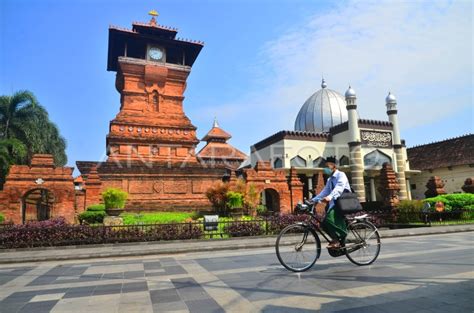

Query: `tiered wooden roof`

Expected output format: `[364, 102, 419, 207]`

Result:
[197, 119, 247, 162]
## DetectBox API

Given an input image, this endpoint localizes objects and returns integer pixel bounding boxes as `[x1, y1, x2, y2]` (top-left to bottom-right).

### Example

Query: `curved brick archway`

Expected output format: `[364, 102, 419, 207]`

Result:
[261, 188, 280, 213]
[0, 154, 76, 224]
[243, 161, 303, 214]
[21, 188, 55, 224]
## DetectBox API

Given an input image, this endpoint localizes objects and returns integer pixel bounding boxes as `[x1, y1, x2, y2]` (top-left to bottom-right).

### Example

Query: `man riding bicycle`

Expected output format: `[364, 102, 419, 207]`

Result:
[310, 156, 351, 250]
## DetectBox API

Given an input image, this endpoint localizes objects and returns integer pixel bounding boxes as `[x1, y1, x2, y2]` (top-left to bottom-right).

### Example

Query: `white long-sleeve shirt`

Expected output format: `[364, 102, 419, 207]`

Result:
[311, 169, 352, 209]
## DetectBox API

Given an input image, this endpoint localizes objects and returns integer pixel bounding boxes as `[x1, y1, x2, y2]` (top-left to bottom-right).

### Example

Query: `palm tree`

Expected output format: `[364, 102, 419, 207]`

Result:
[0, 90, 67, 167]
[0, 90, 38, 140]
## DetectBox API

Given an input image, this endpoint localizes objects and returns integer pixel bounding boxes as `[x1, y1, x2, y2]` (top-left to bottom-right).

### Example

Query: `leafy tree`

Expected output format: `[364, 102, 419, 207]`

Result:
[0, 138, 27, 187]
[0, 90, 68, 188]
[0, 90, 67, 166]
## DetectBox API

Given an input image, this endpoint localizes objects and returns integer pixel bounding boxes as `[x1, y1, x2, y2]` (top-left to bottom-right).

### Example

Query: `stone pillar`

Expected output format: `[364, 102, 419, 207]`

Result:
[307, 175, 313, 198]
[349, 142, 366, 202]
[345, 86, 366, 203]
[289, 167, 304, 211]
[393, 146, 408, 200]
[85, 165, 102, 209]
[370, 177, 376, 201]
[406, 178, 412, 200]
[385, 92, 408, 200]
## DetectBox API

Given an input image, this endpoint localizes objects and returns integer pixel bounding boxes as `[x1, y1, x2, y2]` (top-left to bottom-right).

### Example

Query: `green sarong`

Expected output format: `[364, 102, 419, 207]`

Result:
[322, 207, 347, 241]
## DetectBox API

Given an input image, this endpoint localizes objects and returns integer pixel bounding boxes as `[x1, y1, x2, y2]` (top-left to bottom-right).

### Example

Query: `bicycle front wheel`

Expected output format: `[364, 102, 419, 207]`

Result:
[344, 220, 381, 266]
[276, 224, 321, 272]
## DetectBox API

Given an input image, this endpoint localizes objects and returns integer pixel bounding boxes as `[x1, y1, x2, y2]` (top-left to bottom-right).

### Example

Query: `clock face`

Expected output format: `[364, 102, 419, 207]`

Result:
[149, 47, 164, 61]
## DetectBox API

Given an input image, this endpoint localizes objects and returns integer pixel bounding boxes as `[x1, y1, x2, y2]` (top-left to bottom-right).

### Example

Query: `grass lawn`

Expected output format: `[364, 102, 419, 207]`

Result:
[120, 212, 197, 225]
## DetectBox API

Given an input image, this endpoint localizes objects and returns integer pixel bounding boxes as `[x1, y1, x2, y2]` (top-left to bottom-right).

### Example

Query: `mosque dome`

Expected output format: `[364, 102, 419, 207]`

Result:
[294, 79, 348, 132]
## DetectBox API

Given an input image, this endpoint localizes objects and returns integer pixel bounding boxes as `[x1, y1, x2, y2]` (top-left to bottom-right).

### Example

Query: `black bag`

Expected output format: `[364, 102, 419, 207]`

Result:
[334, 189, 363, 215]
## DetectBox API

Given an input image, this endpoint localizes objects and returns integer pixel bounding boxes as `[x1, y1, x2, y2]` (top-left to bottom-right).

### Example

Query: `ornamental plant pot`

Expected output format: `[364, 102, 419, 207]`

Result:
[105, 208, 124, 217]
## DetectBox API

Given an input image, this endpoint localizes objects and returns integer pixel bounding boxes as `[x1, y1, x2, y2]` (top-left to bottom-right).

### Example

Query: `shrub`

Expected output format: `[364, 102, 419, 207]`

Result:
[256, 205, 267, 216]
[244, 183, 260, 215]
[396, 200, 425, 223]
[87, 204, 105, 212]
[0, 218, 203, 249]
[206, 182, 230, 215]
[0, 213, 4, 223]
[267, 214, 310, 234]
[78, 211, 106, 224]
[226, 191, 243, 209]
[102, 188, 128, 209]
[224, 221, 264, 237]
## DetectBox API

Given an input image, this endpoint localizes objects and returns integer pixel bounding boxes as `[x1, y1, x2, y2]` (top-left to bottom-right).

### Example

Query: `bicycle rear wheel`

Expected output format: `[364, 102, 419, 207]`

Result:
[276, 224, 321, 272]
[344, 220, 381, 266]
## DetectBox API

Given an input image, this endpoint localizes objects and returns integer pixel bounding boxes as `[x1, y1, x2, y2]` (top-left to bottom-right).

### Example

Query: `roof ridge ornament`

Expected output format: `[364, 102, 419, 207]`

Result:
[321, 78, 327, 89]
[213, 117, 220, 128]
[148, 10, 158, 26]
[345, 85, 356, 98]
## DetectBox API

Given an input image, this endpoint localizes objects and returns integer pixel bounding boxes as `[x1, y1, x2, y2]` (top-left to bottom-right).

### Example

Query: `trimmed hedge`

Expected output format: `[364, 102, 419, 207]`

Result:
[424, 194, 474, 211]
[78, 211, 105, 224]
[0, 213, 4, 223]
[86, 204, 105, 212]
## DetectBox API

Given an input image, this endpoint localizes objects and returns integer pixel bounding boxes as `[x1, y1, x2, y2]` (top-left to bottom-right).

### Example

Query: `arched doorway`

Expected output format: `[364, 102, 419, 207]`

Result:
[22, 188, 55, 224]
[261, 188, 280, 214]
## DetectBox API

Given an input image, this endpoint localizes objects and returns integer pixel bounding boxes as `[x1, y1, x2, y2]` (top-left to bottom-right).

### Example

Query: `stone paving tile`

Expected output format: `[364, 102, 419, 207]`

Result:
[260, 305, 318, 313]
[152, 301, 188, 312]
[184, 298, 224, 313]
[150, 288, 181, 303]
[147, 280, 175, 291]
[122, 281, 148, 293]
[62, 286, 95, 299]
[172, 277, 210, 301]
[30, 293, 65, 302]
[91, 283, 123, 296]
[143, 261, 162, 270]
[102, 272, 124, 280]
[17, 300, 58, 313]
[0, 267, 35, 286]
[123, 270, 145, 279]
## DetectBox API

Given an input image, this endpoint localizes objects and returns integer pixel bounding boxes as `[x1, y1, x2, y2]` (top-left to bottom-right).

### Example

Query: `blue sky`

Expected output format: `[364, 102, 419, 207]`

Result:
[1, 0, 472, 173]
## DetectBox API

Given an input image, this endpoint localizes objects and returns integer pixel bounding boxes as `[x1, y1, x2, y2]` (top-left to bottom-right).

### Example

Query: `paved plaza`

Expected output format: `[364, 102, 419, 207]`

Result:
[0, 232, 472, 313]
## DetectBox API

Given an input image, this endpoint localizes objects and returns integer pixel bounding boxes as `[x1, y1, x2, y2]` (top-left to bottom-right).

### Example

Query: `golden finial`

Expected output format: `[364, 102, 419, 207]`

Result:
[148, 10, 159, 17]
[148, 10, 158, 26]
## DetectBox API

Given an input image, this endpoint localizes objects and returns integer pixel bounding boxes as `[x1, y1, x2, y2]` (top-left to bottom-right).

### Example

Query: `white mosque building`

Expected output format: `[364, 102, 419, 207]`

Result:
[248, 79, 419, 203]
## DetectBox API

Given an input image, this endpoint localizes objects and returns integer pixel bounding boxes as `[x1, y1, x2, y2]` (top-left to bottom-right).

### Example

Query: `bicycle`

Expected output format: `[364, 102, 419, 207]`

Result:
[275, 200, 381, 272]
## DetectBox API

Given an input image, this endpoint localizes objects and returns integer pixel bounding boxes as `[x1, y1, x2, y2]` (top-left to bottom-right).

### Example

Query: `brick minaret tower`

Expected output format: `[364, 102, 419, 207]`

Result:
[105, 12, 204, 163]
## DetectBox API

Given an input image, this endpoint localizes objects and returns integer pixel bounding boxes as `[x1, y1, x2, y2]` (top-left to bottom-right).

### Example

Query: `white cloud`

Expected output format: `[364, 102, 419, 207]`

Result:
[209, 0, 472, 141]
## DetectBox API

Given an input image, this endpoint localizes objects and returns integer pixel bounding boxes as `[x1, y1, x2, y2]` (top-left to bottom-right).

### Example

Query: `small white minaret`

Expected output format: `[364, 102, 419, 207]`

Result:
[345, 86, 366, 202]
[386, 92, 408, 200]
[345, 86, 360, 142]
[386, 92, 401, 145]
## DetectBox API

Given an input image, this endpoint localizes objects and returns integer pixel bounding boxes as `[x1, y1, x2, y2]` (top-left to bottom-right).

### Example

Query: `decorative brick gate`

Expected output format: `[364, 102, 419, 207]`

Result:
[0, 154, 76, 224]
